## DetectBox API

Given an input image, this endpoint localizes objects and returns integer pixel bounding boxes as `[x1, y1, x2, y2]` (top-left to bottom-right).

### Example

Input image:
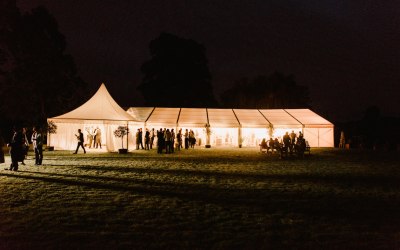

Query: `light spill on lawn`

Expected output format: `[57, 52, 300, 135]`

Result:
[0, 148, 399, 249]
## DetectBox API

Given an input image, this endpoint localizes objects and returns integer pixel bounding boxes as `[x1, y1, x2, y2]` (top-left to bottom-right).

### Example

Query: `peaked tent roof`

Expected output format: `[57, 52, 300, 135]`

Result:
[51, 83, 136, 122]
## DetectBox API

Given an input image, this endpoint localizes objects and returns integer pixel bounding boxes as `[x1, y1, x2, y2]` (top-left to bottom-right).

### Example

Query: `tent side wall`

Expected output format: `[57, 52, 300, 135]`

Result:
[303, 126, 334, 147]
[48, 119, 140, 151]
[47, 120, 83, 150]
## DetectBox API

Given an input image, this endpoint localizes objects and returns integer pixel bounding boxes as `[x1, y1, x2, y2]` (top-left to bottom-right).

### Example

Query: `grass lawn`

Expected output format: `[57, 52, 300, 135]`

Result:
[0, 147, 399, 249]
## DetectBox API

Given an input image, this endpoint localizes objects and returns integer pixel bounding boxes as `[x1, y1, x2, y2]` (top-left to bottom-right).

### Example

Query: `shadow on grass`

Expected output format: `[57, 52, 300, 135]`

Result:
[1, 170, 399, 223]
[64, 164, 399, 188]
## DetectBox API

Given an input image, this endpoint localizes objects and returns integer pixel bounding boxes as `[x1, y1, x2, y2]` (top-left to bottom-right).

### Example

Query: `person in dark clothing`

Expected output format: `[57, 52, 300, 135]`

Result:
[176, 129, 182, 151]
[135, 129, 140, 150]
[31, 126, 43, 165]
[73, 129, 86, 154]
[184, 129, 189, 149]
[268, 137, 275, 153]
[144, 128, 150, 150]
[7, 126, 24, 171]
[157, 128, 164, 154]
[0, 130, 5, 166]
[282, 132, 291, 157]
[138, 128, 144, 149]
[150, 128, 155, 149]
[21, 127, 29, 165]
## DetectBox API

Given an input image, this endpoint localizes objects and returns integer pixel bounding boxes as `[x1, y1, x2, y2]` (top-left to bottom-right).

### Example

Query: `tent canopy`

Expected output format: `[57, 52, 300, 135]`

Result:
[50, 83, 135, 122]
[126, 107, 333, 129]
[46, 83, 334, 150]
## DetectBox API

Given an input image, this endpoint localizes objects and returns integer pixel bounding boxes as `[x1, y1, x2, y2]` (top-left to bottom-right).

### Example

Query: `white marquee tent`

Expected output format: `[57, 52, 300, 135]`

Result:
[48, 83, 139, 151]
[126, 107, 334, 148]
[48, 84, 333, 152]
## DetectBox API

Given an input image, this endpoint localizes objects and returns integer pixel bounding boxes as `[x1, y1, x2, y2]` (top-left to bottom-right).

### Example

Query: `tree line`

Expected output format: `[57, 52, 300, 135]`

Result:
[1, 2, 310, 138]
[0, 1, 87, 134]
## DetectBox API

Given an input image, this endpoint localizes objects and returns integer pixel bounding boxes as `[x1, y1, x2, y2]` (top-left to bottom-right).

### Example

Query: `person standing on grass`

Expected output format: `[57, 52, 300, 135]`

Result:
[170, 129, 175, 153]
[150, 128, 155, 149]
[135, 129, 140, 150]
[164, 129, 171, 154]
[290, 130, 296, 147]
[6, 126, 24, 171]
[189, 130, 195, 148]
[283, 132, 291, 157]
[31, 126, 43, 165]
[144, 128, 150, 150]
[73, 129, 86, 154]
[0, 130, 5, 166]
[19, 127, 30, 165]
[138, 128, 144, 149]
[157, 128, 164, 154]
[94, 127, 102, 149]
[176, 129, 182, 151]
[184, 129, 189, 149]
[86, 127, 94, 148]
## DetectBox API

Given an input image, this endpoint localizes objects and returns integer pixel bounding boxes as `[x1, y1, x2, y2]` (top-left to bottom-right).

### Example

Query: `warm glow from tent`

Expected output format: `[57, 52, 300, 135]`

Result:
[210, 128, 238, 146]
[242, 128, 268, 147]
[50, 87, 334, 151]
[271, 128, 302, 139]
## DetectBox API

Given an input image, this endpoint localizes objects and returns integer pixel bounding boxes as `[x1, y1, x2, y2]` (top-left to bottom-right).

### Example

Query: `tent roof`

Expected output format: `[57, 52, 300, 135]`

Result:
[51, 83, 136, 122]
[126, 107, 154, 122]
[126, 107, 333, 128]
[285, 109, 333, 126]
[178, 108, 208, 127]
[233, 109, 269, 128]
[259, 109, 303, 127]
[146, 107, 181, 127]
[207, 109, 240, 128]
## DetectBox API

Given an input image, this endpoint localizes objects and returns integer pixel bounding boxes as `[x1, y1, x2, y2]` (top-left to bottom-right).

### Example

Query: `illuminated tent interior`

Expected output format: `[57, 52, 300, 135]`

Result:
[127, 107, 334, 148]
[48, 83, 139, 151]
[48, 84, 333, 152]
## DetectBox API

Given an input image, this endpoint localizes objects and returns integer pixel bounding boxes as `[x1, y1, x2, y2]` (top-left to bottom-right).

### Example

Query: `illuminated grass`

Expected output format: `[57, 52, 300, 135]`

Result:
[0, 148, 399, 249]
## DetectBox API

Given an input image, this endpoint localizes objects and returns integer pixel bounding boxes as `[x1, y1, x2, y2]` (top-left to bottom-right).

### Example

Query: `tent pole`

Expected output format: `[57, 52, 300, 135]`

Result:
[126, 122, 129, 151]
[238, 127, 242, 148]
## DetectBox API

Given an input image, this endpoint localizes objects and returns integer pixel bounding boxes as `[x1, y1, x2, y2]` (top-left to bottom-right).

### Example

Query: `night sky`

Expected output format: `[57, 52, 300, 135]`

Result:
[17, 0, 400, 122]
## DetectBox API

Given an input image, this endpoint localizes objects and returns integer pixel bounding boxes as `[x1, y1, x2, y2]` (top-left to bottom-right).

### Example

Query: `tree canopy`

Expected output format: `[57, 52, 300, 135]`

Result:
[138, 33, 217, 107]
[220, 71, 310, 109]
[0, 1, 87, 128]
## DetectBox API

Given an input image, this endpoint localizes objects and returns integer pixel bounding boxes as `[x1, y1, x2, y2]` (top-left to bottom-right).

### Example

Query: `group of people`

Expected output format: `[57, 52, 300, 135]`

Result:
[72, 127, 199, 154]
[85, 127, 102, 149]
[2, 126, 43, 171]
[135, 128, 197, 154]
[135, 128, 155, 150]
[73, 127, 102, 154]
[260, 130, 307, 158]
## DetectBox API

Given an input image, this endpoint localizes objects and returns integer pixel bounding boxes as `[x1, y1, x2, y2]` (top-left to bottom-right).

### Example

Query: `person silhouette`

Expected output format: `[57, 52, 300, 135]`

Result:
[73, 129, 86, 154]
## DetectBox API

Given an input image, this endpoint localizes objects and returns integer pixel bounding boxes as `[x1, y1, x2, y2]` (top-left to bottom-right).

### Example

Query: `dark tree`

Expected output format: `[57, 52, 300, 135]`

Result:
[138, 33, 217, 107]
[360, 106, 381, 149]
[0, 1, 87, 127]
[220, 71, 310, 109]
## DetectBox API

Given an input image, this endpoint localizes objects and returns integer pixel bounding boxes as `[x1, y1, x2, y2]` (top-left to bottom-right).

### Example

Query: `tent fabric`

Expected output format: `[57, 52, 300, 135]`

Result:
[207, 109, 240, 128]
[146, 107, 180, 128]
[285, 109, 332, 127]
[126, 107, 333, 129]
[127, 107, 334, 147]
[48, 84, 138, 152]
[178, 108, 208, 127]
[51, 83, 135, 122]
[126, 107, 154, 122]
[259, 109, 302, 128]
[47, 84, 334, 151]
[233, 109, 270, 128]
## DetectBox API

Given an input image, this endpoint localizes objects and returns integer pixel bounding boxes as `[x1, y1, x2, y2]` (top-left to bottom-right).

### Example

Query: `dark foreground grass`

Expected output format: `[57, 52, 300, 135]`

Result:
[0, 148, 399, 249]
